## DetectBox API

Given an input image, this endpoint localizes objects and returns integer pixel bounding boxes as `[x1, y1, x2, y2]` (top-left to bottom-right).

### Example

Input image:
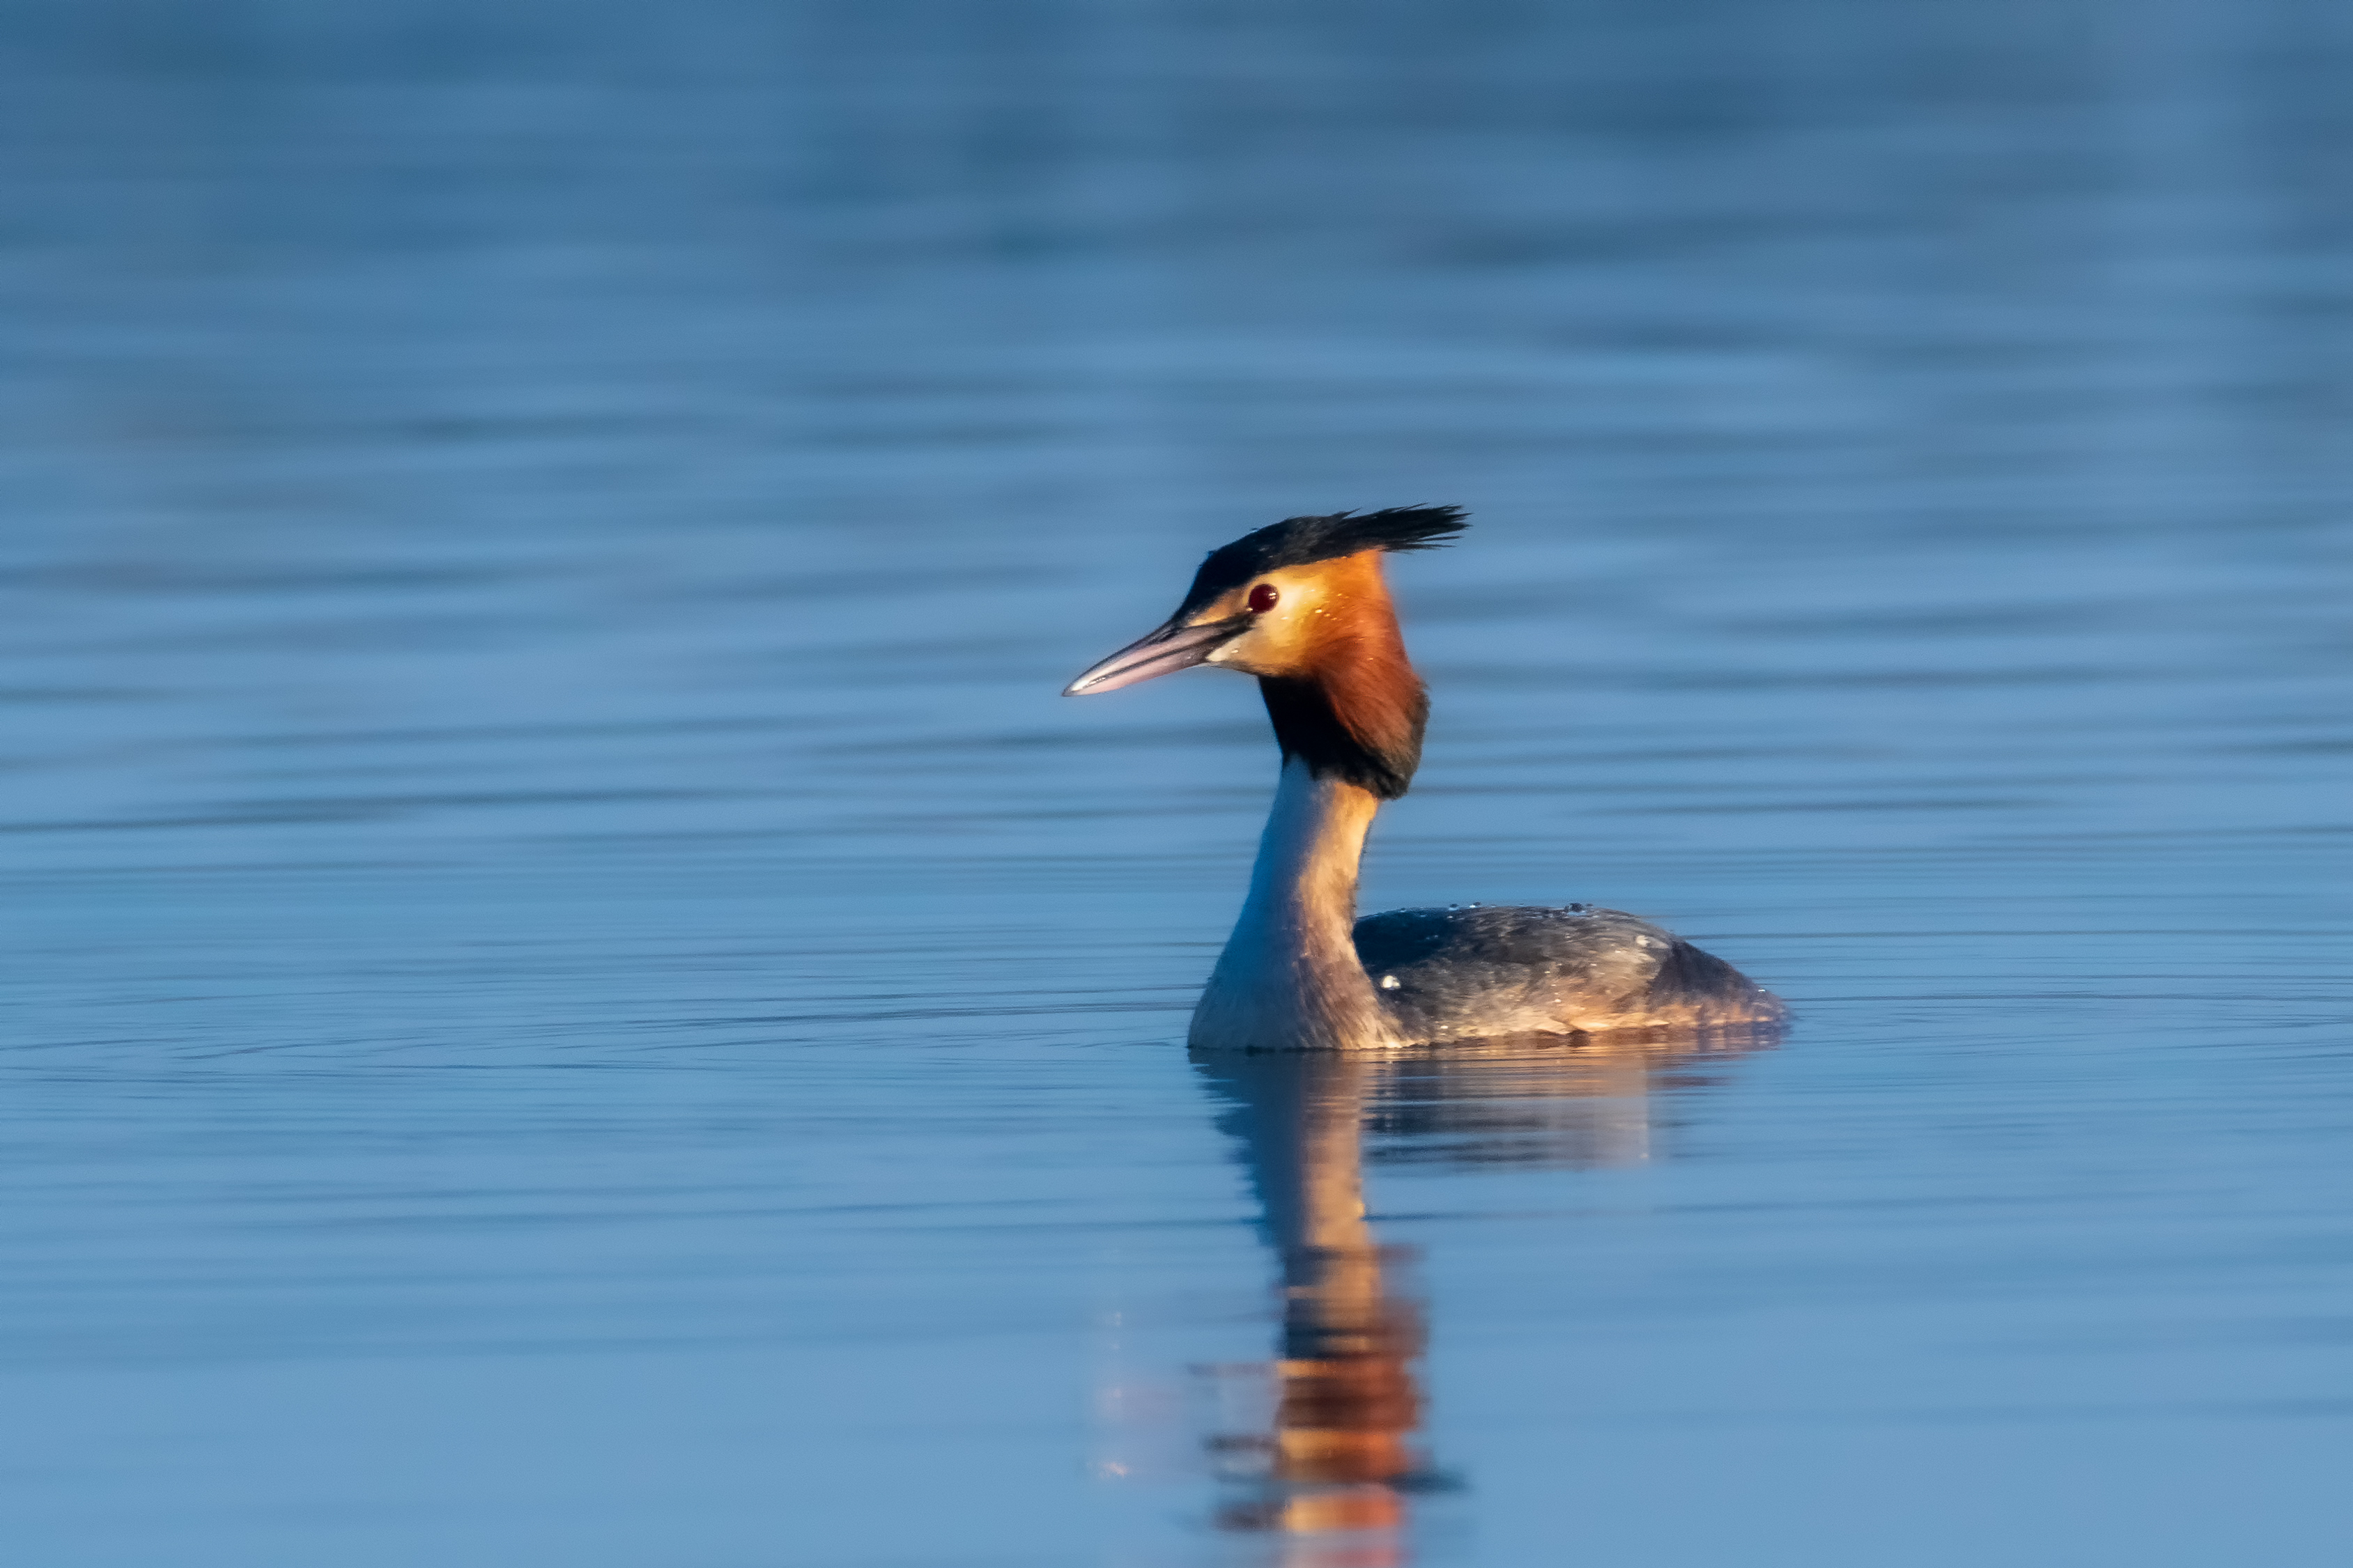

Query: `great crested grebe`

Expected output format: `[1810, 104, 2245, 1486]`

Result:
[1065, 507, 1785, 1051]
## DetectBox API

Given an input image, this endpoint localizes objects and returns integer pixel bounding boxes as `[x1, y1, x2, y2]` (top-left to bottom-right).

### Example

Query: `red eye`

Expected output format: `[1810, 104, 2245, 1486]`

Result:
[1247, 583, 1279, 613]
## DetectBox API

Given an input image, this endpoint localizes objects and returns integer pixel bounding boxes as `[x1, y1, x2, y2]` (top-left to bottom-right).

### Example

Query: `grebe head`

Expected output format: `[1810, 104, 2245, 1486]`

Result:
[1064, 506, 1466, 800]
[1062, 506, 1467, 696]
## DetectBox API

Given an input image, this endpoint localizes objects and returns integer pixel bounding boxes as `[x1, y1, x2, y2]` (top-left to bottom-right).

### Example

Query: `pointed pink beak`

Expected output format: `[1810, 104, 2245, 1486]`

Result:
[1063, 616, 1248, 696]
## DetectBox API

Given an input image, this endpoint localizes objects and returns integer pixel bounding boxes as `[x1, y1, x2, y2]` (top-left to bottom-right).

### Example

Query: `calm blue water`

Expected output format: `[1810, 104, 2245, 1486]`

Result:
[3, 3, 2350, 1564]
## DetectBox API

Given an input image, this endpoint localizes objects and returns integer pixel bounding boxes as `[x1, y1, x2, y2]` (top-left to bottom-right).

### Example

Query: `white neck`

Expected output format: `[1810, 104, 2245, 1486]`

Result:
[1189, 759, 1398, 1051]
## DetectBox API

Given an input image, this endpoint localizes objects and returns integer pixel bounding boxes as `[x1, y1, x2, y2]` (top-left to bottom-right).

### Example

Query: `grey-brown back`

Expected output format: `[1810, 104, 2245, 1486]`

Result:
[1353, 903, 1786, 1039]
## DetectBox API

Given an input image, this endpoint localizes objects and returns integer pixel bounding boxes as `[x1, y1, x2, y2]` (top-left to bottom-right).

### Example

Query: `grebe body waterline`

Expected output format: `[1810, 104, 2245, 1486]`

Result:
[1066, 509, 1784, 1050]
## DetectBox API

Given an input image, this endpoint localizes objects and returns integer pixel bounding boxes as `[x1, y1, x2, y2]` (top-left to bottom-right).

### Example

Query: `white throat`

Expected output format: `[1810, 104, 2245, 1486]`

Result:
[1189, 759, 1398, 1051]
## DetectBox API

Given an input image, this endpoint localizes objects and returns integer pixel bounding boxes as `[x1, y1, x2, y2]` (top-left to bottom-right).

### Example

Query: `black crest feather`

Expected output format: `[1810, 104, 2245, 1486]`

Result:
[1174, 506, 1467, 616]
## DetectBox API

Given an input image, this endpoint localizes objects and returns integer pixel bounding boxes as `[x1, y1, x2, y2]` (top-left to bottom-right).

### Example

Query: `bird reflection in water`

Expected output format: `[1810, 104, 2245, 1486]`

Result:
[1185, 1027, 1776, 1564]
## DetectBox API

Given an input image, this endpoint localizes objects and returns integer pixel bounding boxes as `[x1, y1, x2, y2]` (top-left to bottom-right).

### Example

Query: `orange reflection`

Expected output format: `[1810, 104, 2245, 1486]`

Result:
[1190, 1027, 1776, 1563]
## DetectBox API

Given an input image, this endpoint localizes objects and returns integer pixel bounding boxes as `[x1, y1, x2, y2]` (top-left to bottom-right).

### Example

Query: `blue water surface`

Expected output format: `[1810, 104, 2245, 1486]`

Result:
[1, 3, 2349, 1565]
